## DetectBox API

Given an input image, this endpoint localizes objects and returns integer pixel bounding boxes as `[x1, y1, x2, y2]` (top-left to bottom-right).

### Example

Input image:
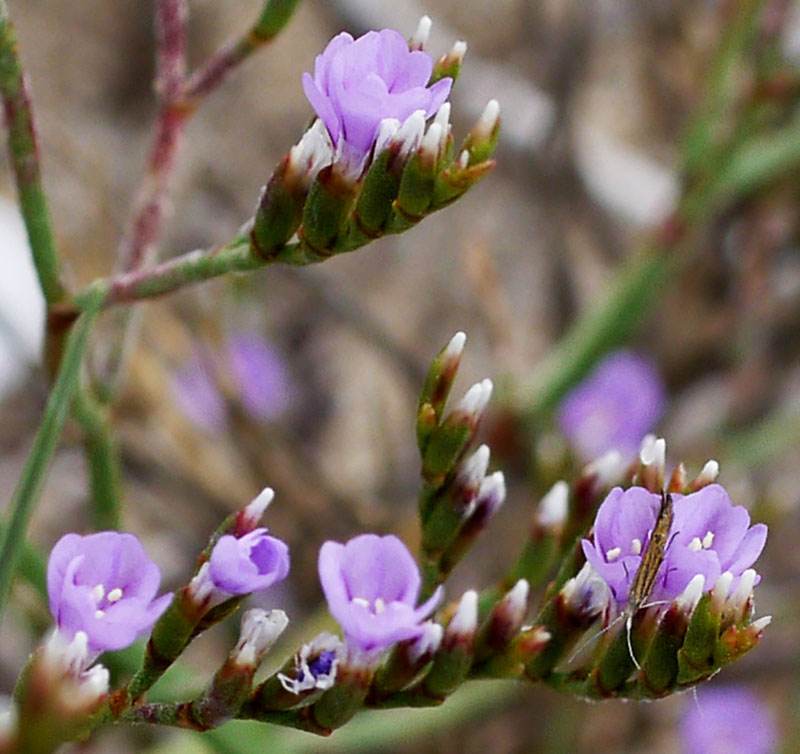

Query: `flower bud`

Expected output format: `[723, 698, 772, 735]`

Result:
[423, 591, 478, 698]
[689, 460, 720, 492]
[638, 435, 666, 492]
[478, 579, 529, 658]
[460, 99, 500, 166]
[535, 480, 569, 536]
[371, 621, 443, 699]
[431, 40, 467, 84]
[232, 609, 289, 670]
[409, 15, 432, 51]
[235, 487, 275, 536]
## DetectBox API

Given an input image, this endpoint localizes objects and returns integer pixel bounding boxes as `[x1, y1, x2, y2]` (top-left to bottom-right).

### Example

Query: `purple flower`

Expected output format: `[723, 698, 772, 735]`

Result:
[47, 532, 172, 653]
[207, 528, 290, 596]
[302, 29, 452, 171]
[226, 333, 292, 421]
[318, 534, 442, 654]
[172, 353, 227, 433]
[558, 350, 666, 461]
[582, 484, 767, 606]
[681, 685, 778, 754]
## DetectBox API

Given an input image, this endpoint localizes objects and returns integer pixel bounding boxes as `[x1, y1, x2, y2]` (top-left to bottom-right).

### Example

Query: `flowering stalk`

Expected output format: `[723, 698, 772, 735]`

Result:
[0, 285, 106, 621]
[0, 0, 65, 306]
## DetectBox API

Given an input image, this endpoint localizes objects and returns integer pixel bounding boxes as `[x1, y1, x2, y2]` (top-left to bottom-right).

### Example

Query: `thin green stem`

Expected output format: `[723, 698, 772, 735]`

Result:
[0, 0, 65, 305]
[0, 285, 105, 621]
[72, 390, 123, 530]
[515, 245, 676, 421]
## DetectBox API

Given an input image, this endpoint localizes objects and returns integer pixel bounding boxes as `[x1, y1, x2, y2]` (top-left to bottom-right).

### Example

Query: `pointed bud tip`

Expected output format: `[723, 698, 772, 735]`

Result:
[450, 590, 479, 637]
[699, 460, 720, 482]
[451, 40, 467, 62]
[750, 615, 772, 631]
[507, 578, 530, 608]
[410, 15, 432, 50]
[640, 436, 666, 467]
[444, 331, 467, 359]
[675, 573, 705, 612]
[537, 480, 569, 529]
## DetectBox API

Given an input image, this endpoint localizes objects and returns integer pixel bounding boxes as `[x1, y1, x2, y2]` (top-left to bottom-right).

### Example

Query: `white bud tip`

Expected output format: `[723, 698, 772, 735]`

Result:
[246, 487, 274, 518]
[676, 574, 705, 611]
[451, 40, 467, 62]
[537, 480, 569, 529]
[478, 99, 501, 134]
[410, 621, 444, 661]
[434, 102, 451, 131]
[699, 460, 719, 482]
[477, 378, 494, 412]
[83, 664, 110, 697]
[462, 444, 491, 481]
[507, 579, 530, 610]
[712, 571, 734, 602]
[732, 569, 757, 605]
[410, 15, 432, 49]
[585, 450, 625, 486]
[444, 331, 466, 360]
[640, 436, 666, 467]
[750, 615, 772, 631]
[0, 697, 17, 739]
[421, 122, 443, 156]
[450, 590, 479, 637]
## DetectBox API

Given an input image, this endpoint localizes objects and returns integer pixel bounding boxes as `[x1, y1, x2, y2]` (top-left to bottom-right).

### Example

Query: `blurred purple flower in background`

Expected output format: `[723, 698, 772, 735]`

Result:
[681, 684, 778, 754]
[558, 350, 666, 461]
[47, 532, 171, 653]
[582, 484, 767, 605]
[172, 353, 227, 433]
[318, 534, 442, 655]
[226, 333, 292, 421]
[172, 333, 292, 433]
[302, 29, 452, 174]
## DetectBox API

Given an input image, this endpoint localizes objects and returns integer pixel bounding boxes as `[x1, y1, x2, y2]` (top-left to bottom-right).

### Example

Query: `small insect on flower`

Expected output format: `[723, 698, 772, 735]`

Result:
[621, 488, 674, 668]
[571, 490, 675, 668]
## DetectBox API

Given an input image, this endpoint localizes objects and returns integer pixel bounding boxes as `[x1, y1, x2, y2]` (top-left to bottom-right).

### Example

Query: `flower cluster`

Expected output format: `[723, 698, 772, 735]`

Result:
[302, 28, 452, 177]
[581, 484, 767, 607]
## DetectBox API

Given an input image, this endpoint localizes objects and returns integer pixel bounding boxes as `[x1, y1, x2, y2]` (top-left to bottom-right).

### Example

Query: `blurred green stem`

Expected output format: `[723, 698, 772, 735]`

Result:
[0, 0, 65, 305]
[72, 390, 123, 530]
[0, 285, 106, 622]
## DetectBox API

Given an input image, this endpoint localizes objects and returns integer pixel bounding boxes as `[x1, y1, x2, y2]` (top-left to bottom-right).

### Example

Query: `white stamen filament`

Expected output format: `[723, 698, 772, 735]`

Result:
[688, 537, 702, 552]
[606, 547, 621, 561]
[702, 531, 714, 549]
[631, 538, 642, 555]
[107, 588, 123, 603]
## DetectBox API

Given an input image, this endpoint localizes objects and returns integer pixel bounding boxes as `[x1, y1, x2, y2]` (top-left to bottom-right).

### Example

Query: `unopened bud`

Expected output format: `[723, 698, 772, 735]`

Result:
[689, 460, 720, 491]
[584, 450, 626, 488]
[461, 99, 500, 165]
[432, 40, 467, 83]
[454, 444, 491, 510]
[233, 609, 289, 669]
[409, 621, 444, 663]
[287, 119, 334, 190]
[536, 481, 569, 534]
[560, 562, 611, 622]
[711, 571, 734, 614]
[667, 463, 687, 493]
[409, 15, 432, 51]
[237, 487, 275, 535]
[419, 122, 444, 171]
[639, 436, 666, 491]
[446, 590, 479, 646]
[725, 569, 757, 625]
[674, 574, 705, 615]
[483, 580, 529, 651]
[392, 109, 427, 162]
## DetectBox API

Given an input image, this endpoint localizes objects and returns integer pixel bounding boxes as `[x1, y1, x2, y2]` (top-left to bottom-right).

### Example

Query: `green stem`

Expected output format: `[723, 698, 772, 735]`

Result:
[516, 245, 675, 421]
[0, 0, 65, 305]
[0, 285, 105, 621]
[72, 390, 123, 530]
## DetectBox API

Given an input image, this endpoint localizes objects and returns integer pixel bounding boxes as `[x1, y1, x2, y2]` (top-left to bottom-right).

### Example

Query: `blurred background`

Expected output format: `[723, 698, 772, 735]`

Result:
[1, 0, 798, 751]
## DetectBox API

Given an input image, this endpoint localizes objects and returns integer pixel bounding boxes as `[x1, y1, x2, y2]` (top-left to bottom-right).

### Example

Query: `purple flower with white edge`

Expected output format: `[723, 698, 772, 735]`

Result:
[226, 333, 292, 421]
[302, 28, 452, 176]
[681, 684, 778, 754]
[582, 484, 767, 607]
[205, 528, 290, 597]
[558, 350, 666, 461]
[47, 532, 172, 653]
[318, 534, 442, 655]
